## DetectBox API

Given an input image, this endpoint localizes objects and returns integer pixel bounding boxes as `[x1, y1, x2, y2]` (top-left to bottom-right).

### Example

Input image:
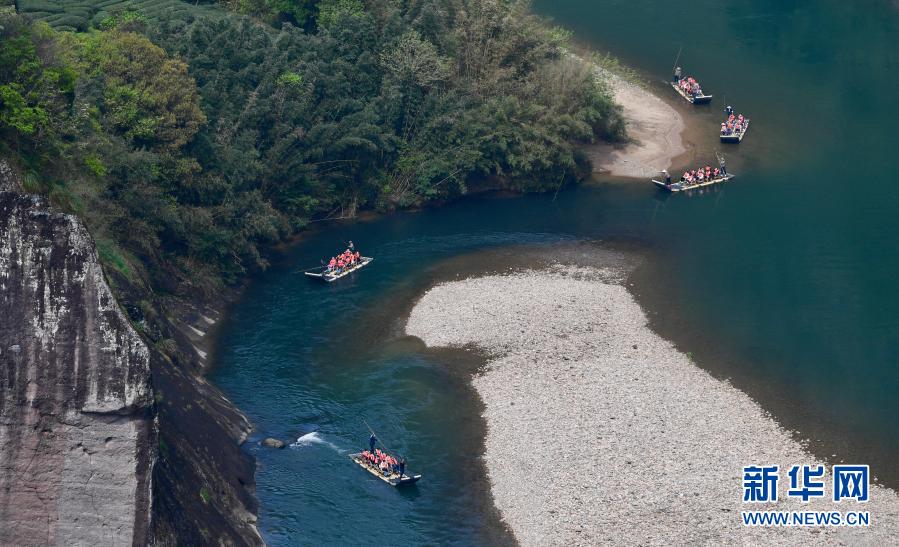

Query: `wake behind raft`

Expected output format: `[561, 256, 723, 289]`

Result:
[350, 431, 422, 487]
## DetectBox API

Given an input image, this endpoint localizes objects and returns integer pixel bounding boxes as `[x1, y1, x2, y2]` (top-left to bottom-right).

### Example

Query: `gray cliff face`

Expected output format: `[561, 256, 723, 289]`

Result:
[0, 156, 260, 545]
[0, 191, 153, 545]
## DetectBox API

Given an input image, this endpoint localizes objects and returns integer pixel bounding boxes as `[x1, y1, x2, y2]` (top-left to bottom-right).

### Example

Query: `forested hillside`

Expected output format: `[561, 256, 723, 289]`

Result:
[1, 0, 624, 297]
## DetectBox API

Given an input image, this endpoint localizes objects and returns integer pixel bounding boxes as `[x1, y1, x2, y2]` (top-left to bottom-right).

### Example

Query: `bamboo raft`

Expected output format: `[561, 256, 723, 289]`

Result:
[349, 453, 422, 487]
[671, 82, 713, 104]
[652, 173, 735, 193]
[304, 257, 373, 282]
[720, 119, 750, 143]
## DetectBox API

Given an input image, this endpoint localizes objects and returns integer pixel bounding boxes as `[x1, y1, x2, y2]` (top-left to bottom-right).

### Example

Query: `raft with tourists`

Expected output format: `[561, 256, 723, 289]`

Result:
[670, 50, 712, 104]
[351, 425, 421, 487]
[671, 73, 713, 104]
[349, 451, 421, 487]
[304, 241, 372, 282]
[653, 153, 733, 193]
[720, 105, 750, 143]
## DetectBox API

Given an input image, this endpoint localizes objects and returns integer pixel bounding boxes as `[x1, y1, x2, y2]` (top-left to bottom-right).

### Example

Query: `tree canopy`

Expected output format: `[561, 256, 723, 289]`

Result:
[0, 0, 625, 295]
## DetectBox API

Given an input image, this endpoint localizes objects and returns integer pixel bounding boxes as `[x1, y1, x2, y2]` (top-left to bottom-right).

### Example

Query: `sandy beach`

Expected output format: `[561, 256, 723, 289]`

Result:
[589, 70, 686, 178]
[406, 266, 899, 545]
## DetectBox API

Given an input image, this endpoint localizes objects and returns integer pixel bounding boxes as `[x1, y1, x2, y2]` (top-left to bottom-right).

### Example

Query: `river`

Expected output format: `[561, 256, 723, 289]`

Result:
[211, 1, 899, 544]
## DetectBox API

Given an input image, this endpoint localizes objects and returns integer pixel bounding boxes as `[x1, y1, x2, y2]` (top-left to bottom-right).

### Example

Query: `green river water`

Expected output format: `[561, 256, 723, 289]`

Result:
[211, 1, 899, 543]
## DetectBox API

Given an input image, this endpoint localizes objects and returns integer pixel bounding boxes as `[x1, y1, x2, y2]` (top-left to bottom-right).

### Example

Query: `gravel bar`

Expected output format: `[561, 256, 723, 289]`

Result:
[406, 268, 899, 545]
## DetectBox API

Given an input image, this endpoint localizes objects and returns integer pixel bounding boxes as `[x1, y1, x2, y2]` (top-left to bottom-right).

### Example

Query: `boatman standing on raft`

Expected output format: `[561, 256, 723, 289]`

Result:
[673, 66, 682, 83]
[369, 432, 377, 453]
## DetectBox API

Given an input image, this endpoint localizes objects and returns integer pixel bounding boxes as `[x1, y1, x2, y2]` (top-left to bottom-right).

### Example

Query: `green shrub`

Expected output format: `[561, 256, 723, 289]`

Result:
[96, 237, 133, 279]
[84, 154, 107, 177]
[276, 71, 303, 87]
[22, 172, 42, 194]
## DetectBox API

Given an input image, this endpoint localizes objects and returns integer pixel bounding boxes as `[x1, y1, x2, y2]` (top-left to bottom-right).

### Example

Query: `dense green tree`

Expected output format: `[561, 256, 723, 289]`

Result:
[0, 20, 75, 148]
[62, 30, 206, 149]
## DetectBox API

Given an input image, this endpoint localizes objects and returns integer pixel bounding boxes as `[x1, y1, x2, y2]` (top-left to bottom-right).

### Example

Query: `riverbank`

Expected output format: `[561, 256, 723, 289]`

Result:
[406, 266, 899, 545]
[588, 68, 686, 178]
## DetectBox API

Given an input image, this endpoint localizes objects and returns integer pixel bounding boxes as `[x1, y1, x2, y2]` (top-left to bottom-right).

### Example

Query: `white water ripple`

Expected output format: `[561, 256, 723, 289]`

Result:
[290, 432, 345, 453]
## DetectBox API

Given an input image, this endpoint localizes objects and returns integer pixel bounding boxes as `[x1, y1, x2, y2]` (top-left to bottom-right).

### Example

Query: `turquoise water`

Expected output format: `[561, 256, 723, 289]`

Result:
[212, 1, 899, 543]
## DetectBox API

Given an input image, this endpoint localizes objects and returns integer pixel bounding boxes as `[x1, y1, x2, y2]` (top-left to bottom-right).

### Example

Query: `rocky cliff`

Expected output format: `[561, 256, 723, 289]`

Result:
[0, 160, 261, 545]
[0, 191, 153, 545]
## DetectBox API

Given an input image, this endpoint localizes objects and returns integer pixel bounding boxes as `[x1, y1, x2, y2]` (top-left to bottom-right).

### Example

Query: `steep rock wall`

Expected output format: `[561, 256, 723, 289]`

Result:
[0, 185, 262, 545]
[0, 192, 153, 545]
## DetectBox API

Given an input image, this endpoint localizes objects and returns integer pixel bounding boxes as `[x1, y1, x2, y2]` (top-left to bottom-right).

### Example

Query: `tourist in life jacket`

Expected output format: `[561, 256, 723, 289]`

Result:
[722, 112, 747, 135]
[362, 450, 380, 466]
[328, 257, 337, 272]
[679, 76, 702, 97]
